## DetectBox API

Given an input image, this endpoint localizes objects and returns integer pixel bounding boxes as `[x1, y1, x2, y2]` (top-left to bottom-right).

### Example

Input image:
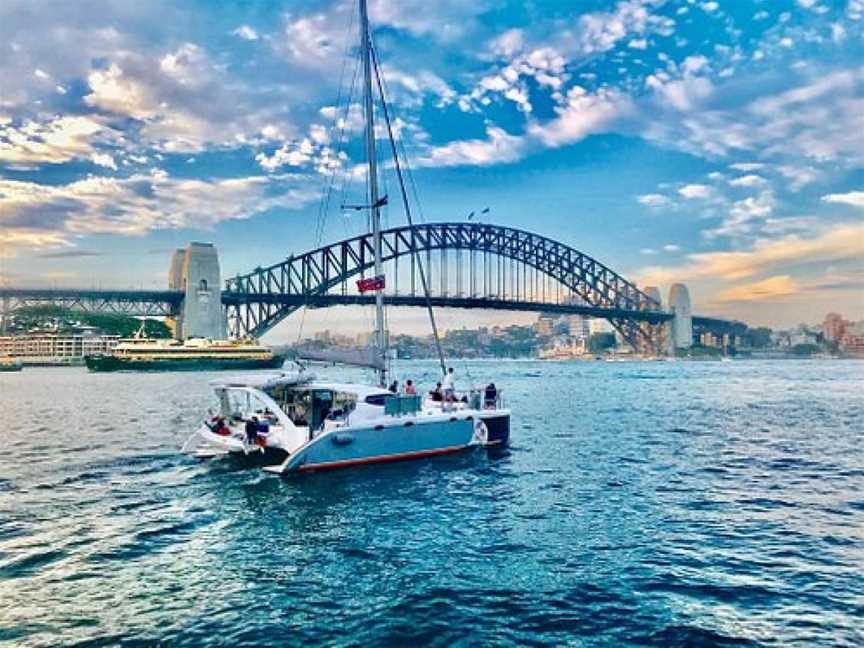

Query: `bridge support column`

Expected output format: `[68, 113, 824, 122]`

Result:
[168, 243, 227, 340]
[668, 283, 693, 352]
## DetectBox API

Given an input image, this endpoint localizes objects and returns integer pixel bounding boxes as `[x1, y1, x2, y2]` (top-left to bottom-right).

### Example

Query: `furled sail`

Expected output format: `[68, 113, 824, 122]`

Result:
[292, 344, 385, 370]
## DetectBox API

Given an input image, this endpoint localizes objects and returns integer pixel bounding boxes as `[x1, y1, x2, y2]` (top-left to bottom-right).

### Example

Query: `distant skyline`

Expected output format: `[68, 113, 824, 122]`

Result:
[1, 0, 863, 337]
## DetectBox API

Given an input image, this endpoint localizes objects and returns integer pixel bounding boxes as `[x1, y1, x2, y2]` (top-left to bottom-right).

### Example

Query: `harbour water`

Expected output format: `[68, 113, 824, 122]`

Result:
[1, 360, 862, 646]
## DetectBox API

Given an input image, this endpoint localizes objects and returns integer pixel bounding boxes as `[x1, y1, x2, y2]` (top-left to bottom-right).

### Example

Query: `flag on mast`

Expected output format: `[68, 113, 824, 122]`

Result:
[357, 274, 386, 293]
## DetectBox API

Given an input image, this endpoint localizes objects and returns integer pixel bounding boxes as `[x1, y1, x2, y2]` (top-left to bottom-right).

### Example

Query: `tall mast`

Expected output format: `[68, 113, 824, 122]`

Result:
[359, 0, 386, 387]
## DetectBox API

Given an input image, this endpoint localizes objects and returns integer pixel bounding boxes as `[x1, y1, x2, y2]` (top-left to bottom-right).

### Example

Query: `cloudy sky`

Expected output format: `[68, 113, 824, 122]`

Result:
[1, 0, 863, 336]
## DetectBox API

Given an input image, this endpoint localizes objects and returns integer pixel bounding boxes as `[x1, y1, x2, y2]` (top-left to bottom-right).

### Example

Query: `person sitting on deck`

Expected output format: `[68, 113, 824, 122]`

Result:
[484, 383, 498, 409]
[429, 382, 444, 402]
[388, 380, 399, 394]
[404, 380, 416, 395]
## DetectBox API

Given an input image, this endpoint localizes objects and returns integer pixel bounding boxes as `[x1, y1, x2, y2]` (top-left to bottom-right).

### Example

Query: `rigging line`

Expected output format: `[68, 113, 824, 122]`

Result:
[299, 8, 358, 347]
[318, 29, 361, 245]
[370, 39, 446, 378]
[370, 41, 477, 387]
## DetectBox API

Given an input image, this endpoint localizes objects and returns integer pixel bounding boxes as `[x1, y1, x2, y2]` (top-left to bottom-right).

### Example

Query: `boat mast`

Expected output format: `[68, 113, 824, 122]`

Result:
[359, 0, 386, 387]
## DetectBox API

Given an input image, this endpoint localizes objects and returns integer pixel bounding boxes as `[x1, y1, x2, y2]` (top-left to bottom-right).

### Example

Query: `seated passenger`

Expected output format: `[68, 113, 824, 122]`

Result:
[388, 380, 399, 394]
[404, 380, 416, 395]
[429, 382, 444, 402]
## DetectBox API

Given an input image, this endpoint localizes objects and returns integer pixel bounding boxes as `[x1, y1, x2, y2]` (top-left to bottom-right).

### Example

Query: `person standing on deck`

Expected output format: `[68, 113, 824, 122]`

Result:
[443, 367, 456, 402]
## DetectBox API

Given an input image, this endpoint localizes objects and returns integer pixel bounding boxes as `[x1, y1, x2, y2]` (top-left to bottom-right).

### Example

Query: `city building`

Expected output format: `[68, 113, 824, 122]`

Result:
[0, 332, 120, 365]
[823, 313, 850, 343]
[839, 320, 864, 357]
[588, 318, 613, 335]
[535, 315, 555, 336]
[568, 315, 591, 340]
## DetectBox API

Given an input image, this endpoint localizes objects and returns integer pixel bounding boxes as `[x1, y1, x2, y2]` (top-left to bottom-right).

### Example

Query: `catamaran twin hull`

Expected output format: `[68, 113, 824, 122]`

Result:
[188, 407, 510, 474]
[272, 410, 510, 473]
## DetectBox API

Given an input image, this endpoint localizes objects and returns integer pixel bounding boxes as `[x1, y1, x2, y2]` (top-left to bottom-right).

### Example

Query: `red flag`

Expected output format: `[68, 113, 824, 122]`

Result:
[357, 275, 386, 293]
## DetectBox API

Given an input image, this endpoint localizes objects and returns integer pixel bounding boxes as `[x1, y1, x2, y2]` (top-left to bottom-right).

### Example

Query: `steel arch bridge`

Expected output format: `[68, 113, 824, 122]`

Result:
[224, 222, 667, 349]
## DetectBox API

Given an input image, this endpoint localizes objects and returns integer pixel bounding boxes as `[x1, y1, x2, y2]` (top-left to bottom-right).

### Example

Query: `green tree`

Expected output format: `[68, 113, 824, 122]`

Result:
[588, 332, 616, 354]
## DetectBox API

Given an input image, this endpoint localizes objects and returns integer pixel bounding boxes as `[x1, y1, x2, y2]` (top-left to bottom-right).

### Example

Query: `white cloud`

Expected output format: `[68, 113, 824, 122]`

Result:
[232, 25, 258, 41]
[729, 174, 766, 188]
[822, 191, 864, 208]
[527, 86, 623, 148]
[637, 193, 671, 207]
[0, 171, 319, 256]
[418, 125, 526, 168]
[678, 184, 712, 199]
[90, 152, 117, 170]
[706, 191, 776, 239]
[0, 115, 114, 165]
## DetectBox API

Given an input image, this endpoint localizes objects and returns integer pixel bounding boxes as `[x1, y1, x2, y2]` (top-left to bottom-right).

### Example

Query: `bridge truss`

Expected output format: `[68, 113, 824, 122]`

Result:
[0, 289, 182, 319]
[224, 222, 667, 350]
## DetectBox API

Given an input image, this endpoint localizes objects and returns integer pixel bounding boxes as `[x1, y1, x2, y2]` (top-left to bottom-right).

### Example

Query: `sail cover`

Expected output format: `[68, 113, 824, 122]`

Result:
[293, 344, 385, 370]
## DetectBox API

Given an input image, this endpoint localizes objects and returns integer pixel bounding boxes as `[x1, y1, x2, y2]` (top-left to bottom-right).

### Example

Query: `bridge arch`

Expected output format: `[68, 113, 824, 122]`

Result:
[224, 222, 663, 349]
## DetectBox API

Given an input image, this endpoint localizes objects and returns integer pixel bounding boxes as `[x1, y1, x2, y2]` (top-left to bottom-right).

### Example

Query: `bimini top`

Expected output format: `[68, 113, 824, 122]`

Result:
[209, 370, 315, 390]
[208, 371, 391, 400]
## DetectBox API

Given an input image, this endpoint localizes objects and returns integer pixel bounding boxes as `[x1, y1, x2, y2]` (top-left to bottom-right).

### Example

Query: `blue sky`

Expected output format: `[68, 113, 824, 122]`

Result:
[1, 0, 863, 336]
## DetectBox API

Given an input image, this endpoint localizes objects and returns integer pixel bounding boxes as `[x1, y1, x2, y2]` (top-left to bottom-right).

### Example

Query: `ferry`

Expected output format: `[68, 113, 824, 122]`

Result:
[0, 356, 23, 372]
[85, 337, 286, 372]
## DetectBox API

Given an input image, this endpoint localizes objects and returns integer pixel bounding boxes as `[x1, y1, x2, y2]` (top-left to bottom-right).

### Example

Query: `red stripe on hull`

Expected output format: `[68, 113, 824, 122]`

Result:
[296, 444, 468, 472]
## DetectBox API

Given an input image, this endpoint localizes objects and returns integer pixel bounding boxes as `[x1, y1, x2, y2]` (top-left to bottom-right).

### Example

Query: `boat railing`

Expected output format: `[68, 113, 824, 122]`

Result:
[385, 394, 423, 417]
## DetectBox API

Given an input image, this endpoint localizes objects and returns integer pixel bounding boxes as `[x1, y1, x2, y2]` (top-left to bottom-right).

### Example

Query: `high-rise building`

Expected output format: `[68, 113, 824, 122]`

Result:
[568, 315, 591, 340]
[823, 313, 849, 342]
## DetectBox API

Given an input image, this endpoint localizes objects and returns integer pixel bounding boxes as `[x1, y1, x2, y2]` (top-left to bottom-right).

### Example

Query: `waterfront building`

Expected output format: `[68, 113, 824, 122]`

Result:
[823, 313, 850, 343]
[535, 315, 555, 336]
[0, 332, 120, 365]
[568, 315, 591, 340]
[839, 321, 864, 357]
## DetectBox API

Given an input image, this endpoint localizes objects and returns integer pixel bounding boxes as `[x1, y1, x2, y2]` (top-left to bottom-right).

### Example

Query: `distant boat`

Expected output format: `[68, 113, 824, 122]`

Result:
[0, 356, 23, 372]
[85, 336, 285, 372]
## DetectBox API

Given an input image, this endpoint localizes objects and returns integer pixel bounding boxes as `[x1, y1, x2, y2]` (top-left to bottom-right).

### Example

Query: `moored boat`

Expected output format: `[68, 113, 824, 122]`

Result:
[0, 356, 23, 372]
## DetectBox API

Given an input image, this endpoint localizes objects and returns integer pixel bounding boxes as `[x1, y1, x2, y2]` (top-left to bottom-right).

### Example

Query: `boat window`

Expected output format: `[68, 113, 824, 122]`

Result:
[364, 393, 392, 407]
[328, 392, 357, 420]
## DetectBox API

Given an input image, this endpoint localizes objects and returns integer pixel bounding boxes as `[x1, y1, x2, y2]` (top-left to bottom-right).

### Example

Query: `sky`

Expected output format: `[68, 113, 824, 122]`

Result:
[1, 0, 863, 339]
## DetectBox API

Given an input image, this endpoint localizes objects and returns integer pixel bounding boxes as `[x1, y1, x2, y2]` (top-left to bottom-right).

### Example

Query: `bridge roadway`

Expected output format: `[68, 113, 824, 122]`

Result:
[0, 287, 745, 335]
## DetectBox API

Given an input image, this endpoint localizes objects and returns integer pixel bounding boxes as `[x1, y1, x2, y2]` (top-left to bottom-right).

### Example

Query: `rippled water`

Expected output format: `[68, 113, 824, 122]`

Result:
[1, 360, 862, 646]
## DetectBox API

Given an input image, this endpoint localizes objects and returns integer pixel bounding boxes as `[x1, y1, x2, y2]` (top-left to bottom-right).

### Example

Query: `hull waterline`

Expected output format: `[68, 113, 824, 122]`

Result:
[85, 354, 286, 372]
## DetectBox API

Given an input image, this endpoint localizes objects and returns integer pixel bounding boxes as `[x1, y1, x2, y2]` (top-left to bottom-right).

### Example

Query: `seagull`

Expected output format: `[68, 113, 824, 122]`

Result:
[466, 211, 475, 220]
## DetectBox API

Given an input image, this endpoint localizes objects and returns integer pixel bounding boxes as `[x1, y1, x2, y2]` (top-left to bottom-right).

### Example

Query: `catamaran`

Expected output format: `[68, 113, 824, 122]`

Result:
[181, 0, 511, 473]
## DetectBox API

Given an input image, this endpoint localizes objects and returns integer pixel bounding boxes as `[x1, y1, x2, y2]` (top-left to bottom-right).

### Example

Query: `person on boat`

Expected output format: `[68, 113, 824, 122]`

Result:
[484, 382, 498, 409]
[388, 380, 399, 394]
[443, 367, 456, 402]
[404, 380, 416, 395]
[245, 416, 259, 446]
[429, 382, 443, 402]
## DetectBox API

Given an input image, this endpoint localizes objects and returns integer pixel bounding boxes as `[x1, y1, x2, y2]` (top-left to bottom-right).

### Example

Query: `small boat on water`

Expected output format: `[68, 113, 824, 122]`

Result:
[182, 371, 510, 472]
[0, 356, 23, 372]
[85, 336, 285, 372]
[182, 0, 512, 475]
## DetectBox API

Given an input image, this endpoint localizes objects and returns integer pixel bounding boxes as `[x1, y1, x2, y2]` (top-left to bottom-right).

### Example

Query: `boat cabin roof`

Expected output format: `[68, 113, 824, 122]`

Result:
[209, 372, 389, 399]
